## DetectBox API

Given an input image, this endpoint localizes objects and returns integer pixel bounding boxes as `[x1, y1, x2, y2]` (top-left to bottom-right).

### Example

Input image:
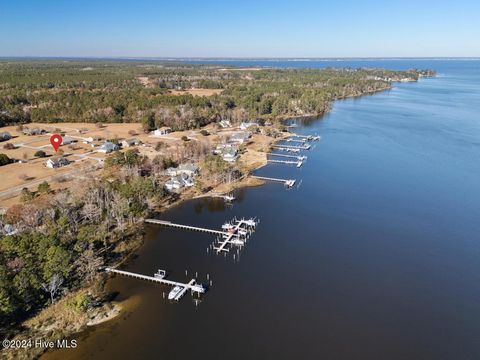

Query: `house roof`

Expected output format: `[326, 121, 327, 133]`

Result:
[122, 138, 138, 145]
[47, 157, 70, 165]
[230, 132, 250, 140]
[178, 163, 199, 172]
[100, 141, 119, 150]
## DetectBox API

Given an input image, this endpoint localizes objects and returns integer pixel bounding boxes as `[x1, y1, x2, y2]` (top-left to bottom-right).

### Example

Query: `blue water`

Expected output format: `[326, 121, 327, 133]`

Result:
[45, 60, 480, 360]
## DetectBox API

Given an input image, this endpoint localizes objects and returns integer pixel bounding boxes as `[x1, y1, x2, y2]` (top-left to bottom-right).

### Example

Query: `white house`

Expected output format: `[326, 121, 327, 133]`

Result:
[222, 147, 238, 162]
[164, 176, 183, 191]
[229, 132, 251, 145]
[98, 141, 119, 153]
[165, 163, 199, 177]
[45, 157, 71, 169]
[219, 120, 231, 128]
[153, 127, 172, 136]
[180, 173, 194, 187]
[62, 136, 75, 145]
[177, 163, 199, 177]
[23, 128, 45, 136]
[2, 224, 18, 236]
[240, 122, 256, 130]
[121, 138, 140, 148]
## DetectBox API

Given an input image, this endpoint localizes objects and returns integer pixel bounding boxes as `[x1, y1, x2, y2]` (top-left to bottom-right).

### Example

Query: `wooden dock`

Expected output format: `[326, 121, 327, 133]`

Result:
[268, 153, 306, 161]
[273, 144, 310, 151]
[145, 219, 229, 236]
[289, 134, 320, 141]
[104, 268, 206, 300]
[267, 159, 303, 167]
[286, 138, 307, 144]
[251, 175, 296, 188]
[272, 146, 301, 153]
[146, 218, 258, 255]
[213, 218, 258, 254]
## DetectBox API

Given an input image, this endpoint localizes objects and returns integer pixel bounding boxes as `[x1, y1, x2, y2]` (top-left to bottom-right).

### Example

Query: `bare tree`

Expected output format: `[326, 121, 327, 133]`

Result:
[74, 244, 104, 282]
[81, 202, 102, 224]
[41, 274, 64, 303]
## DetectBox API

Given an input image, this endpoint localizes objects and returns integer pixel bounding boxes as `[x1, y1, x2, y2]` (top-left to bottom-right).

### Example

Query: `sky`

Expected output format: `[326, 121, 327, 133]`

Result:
[0, 0, 479, 58]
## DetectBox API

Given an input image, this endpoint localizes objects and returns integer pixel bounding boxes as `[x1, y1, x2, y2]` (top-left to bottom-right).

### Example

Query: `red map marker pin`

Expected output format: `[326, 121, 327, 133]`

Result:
[50, 134, 63, 152]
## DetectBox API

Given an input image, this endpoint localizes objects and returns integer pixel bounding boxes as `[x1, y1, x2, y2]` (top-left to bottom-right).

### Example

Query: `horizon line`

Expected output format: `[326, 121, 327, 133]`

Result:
[0, 56, 479, 61]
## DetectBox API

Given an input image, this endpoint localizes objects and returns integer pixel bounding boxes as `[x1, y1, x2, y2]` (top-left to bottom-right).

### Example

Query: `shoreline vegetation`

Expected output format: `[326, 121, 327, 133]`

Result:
[0, 61, 435, 359]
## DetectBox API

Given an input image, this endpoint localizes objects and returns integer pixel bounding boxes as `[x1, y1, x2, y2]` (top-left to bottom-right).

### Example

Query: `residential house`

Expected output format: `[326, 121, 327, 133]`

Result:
[222, 147, 238, 162]
[152, 127, 172, 136]
[219, 120, 231, 128]
[0, 132, 12, 142]
[45, 157, 71, 169]
[181, 174, 194, 187]
[177, 163, 199, 177]
[213, 143, 234, 155]
[166, 163, 199, 177]
[23, 128, 45, 136]
[62, 135, 75, 145]
[121, 138, 140, 148]
[240, 122, 256, 130]
[1, 224, 18, 236]
[164, 176, 183, 191]
[229, 132, 251, 145]
[98, 141, 119, 153]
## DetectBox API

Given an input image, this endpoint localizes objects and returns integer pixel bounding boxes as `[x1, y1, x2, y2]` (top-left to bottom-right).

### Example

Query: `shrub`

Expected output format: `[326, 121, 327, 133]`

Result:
[3, 143, 16, 150]
[34, 150, 47, 158]
[20, 187, 35, 202]
[181, 135, 189, 141]
[37, 181, 51, 194]
[65, 293, 92, 313]
[200, 129, 209, 136]
[0, 153, 13, 166]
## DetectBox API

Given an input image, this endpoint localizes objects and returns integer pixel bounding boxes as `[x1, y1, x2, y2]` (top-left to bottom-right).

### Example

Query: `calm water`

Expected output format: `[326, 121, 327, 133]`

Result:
[45, 60, 480, 360]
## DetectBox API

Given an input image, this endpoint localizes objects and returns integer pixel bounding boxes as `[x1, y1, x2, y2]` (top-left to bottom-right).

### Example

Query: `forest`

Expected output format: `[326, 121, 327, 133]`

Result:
[0, 60, 434, 130]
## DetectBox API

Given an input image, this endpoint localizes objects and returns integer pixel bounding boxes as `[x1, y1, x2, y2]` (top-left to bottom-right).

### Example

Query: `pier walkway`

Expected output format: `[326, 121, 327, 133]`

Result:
[268, 153, 306, 161]
[273, 144, 310, 151]
[104, 268, 206, 300]
[267, 159, 303, 167]
[251, 175, 296, 188]
[145, 219, 228, 236]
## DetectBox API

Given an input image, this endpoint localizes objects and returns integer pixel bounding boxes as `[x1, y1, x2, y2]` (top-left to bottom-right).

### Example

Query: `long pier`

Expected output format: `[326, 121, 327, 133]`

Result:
[104, 268, 206, 300]
[289, 134, 321, 141]
[251, 175, 296, 188]
[272, 146, 300, 153]
[268, 153, 306, 161]
[145, 219, 228, 236]
[286, 138, 307, 144]
[273, 144, 310, 151]
[267, 159, 303, 168]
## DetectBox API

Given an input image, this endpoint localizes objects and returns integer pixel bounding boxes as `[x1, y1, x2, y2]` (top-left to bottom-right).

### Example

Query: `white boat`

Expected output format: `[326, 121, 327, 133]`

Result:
[222, 223, 235, 230]
[168, 285, 185, 300]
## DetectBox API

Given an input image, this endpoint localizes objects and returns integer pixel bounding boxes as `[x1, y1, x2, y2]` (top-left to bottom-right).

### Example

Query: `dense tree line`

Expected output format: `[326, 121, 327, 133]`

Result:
[0, 61, 434, 128]
[0, 152, 170, 326]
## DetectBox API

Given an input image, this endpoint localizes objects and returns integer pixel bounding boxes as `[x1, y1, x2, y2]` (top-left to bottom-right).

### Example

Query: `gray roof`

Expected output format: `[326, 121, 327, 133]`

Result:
[178, 163, 199, 172]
